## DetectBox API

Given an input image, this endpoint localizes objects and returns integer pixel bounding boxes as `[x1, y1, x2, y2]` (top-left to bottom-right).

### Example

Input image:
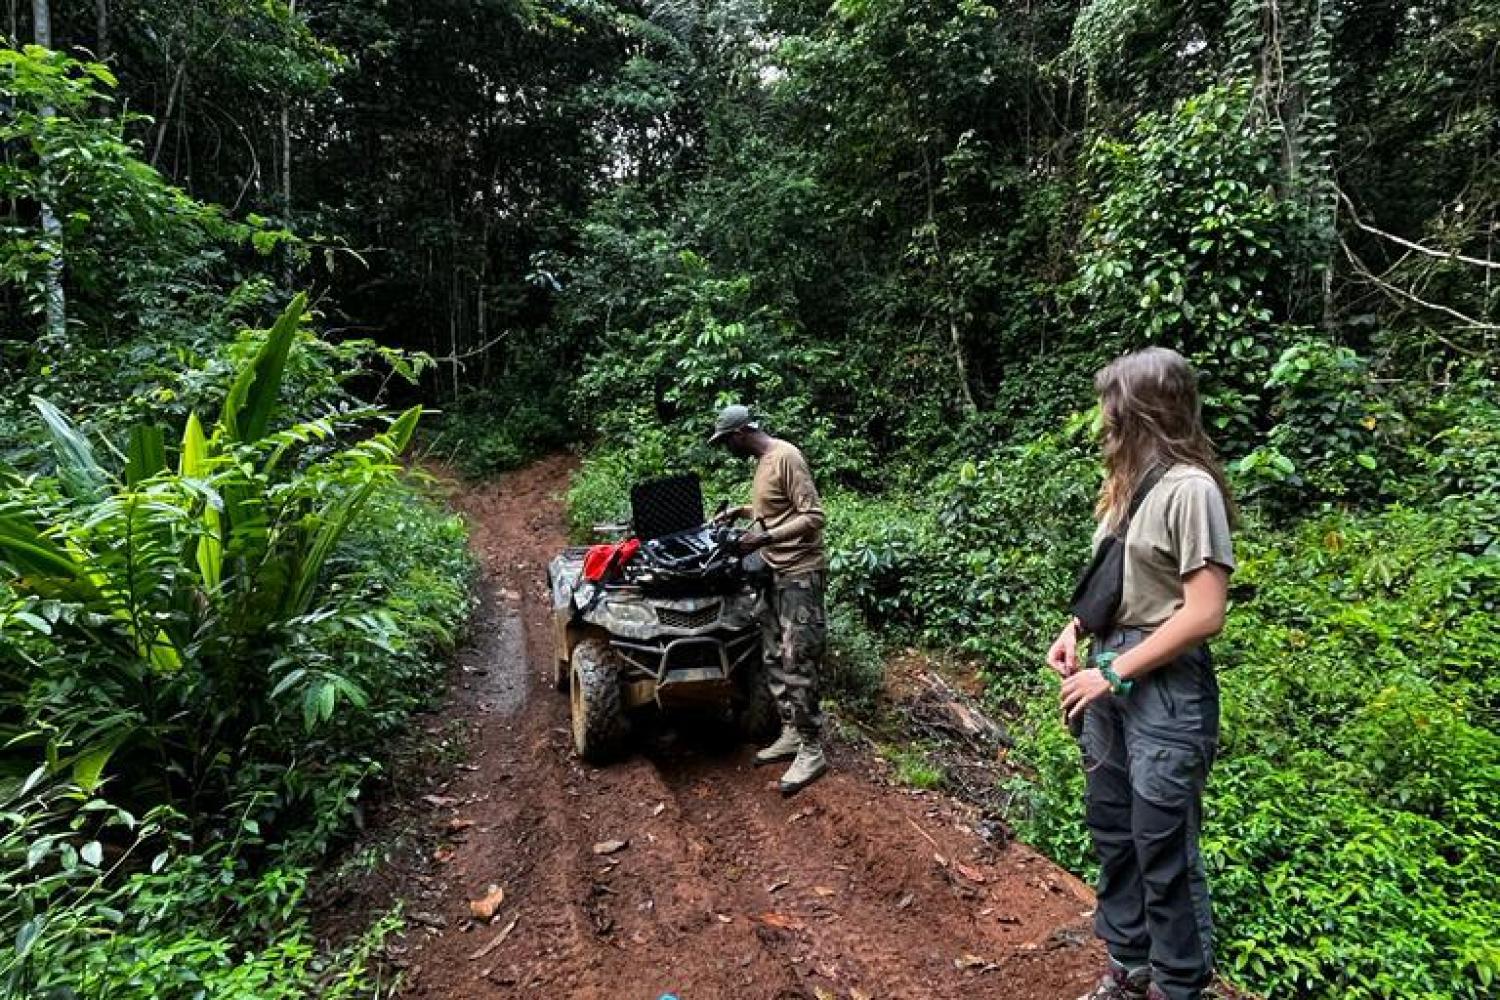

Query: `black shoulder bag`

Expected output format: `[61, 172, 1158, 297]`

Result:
[1069, 465, 1167, 637]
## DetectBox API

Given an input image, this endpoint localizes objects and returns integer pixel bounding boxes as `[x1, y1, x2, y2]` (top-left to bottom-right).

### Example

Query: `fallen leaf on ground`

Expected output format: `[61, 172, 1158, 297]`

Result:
[788, 808, 814, 823]
[757, 912, 806, 931]
[955, 953, 998, 972]
[446, 818, 476, 834]
[467, 917, 519, 961]
[652, 802, 666, 816]
[422, 794, 459, 809]
[954, 862, 988, 884]
[767, 877, 791, 893]
[933, 853, 949, 867]
[592, 839, 629, 855]
[433, 847, 457, 863]
[468, 884, 505, 921]
[813, 886, 836, 897]
[715, 913, 733, 923]
[814, 988, 837, 1000]
[896, 893, 915, 910]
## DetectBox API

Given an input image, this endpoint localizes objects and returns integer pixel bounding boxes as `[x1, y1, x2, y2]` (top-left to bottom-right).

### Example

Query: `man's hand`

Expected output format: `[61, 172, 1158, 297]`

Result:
[737, 530, 771, 554]
[713, 504, 752, 527]
[1046, 621, 1080, 678]
[1060, 668, 1111, 724]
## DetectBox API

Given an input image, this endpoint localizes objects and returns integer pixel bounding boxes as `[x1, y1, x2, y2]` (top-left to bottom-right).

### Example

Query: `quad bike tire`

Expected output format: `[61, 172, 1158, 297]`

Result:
[547, 568, 570, 691]
[570, 638, 630, 762]
[734, 658, 779, 742]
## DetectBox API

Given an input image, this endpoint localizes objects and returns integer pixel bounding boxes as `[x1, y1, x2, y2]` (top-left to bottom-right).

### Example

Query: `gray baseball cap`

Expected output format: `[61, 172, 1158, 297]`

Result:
[708, 403, 758, 445]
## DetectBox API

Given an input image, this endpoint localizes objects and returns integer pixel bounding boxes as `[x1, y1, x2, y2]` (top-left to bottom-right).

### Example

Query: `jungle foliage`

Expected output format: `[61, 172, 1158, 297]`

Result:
[5, 1, 1500, 997]
[2, 41, 471, 998]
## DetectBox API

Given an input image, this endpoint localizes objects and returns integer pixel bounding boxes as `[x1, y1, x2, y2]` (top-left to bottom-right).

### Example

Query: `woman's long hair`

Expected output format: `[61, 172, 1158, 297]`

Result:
[1094, 347, 1238, 529]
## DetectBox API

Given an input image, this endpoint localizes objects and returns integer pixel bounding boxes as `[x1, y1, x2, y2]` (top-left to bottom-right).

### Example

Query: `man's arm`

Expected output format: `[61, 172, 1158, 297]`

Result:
[765, 451, 825, 543]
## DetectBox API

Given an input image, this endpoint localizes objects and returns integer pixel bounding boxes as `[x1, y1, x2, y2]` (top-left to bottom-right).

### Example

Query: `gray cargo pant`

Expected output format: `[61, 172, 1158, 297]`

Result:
[760, 570, 827, 740]
[1080, 628, 1219, 1000]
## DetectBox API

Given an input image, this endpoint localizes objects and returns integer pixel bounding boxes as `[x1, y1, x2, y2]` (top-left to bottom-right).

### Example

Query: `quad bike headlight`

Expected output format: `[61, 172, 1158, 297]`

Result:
[604, 601, 658, 624]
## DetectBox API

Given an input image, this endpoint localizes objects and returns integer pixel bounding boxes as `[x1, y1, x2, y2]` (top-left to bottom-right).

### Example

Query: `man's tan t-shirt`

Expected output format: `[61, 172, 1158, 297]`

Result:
[1093, 464, 1235, 630]
[751, 440, 827, 576]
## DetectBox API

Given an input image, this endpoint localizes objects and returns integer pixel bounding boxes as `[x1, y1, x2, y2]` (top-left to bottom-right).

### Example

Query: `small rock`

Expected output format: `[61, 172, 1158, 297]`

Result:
[469, 884, 506, 921]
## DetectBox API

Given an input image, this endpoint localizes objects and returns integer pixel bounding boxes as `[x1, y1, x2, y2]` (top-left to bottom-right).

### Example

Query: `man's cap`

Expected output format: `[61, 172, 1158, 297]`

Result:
[708, 403, 758, 445]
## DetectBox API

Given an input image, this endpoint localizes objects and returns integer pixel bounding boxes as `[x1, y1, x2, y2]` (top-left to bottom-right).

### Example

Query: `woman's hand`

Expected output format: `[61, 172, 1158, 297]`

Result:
[1060, 668, 1112, 723]
[1046, 621, 1079, 678]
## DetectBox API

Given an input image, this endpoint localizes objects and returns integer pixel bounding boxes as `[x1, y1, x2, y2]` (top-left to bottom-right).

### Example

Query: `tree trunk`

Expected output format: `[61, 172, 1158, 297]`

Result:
[96, 0, 109, 59]
[33, 0, 67, 345]
[281, 0, 296, 213]
[920, 144, 978, 416]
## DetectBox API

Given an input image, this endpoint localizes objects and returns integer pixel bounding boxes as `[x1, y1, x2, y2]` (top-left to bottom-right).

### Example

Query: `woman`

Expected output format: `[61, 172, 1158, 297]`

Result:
[1047, 347, 1236, 1000]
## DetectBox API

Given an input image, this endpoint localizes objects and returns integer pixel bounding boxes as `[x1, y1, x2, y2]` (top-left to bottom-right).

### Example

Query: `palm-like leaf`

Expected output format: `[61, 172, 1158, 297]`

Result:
[219, 292, 307, 444]
[30, 398, 107, 503]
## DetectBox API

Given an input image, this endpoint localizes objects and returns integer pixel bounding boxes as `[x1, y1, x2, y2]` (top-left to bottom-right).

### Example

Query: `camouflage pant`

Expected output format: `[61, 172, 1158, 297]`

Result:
[760, 570, 827, 740]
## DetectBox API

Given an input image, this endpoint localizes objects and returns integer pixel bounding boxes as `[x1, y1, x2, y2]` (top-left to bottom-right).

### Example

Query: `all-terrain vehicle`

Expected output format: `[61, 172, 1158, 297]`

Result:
[546, 474, 778, 761]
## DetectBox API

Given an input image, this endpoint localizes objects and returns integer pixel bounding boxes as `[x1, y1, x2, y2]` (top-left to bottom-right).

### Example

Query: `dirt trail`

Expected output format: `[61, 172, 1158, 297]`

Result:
[370, 456, 1103, 999]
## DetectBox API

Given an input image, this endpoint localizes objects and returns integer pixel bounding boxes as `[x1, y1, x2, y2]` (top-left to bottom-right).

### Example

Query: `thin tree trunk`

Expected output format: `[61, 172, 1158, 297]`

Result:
[281, 0, 296, 214]
[33, 0, 67, 345]
[96, 0, 109, 60]
[920, 144, 978, 415]
[151, 61, 186, 167]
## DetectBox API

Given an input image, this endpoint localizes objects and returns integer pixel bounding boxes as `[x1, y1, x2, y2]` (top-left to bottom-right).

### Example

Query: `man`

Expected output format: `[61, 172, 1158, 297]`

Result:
[708, 403, 829, 795]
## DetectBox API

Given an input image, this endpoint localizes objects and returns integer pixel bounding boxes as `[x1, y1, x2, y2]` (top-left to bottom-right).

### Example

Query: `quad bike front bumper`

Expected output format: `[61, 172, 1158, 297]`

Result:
[611, 630, 762, 709]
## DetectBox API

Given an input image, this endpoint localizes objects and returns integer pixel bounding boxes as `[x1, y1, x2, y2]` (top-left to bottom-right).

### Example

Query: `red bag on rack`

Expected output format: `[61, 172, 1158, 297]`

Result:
[581, 539, 640, 582]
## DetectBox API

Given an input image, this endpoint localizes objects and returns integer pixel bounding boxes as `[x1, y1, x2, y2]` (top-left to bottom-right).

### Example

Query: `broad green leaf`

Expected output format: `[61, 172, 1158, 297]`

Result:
[179, 412, 209, 477]
[125, 424, 167, 486]
[220, 292, 307, 444]
[0, 513, 101, 602]
[72, 739, 123, 793]
[181, 414, 223, 590]
[270, 667, 308, 700]
[386, 405, 423, 454]
[15, 917, 42, 959]
[31, 397, 107, 502]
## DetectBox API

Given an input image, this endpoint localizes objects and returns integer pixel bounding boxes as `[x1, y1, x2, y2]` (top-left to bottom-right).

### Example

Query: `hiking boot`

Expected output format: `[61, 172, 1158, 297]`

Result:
[778, 742, 828, 795]
[1077, 962, 1150, 1000]
[754, 726, 801, 766]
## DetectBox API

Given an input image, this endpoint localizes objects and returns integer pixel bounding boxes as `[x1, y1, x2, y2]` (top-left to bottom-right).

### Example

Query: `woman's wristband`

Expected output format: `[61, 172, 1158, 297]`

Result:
[1094, 651, 1134, 696]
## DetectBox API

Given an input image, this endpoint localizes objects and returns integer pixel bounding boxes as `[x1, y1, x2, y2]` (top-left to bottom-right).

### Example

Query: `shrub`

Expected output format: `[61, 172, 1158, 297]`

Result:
[0, 298, 474, 997]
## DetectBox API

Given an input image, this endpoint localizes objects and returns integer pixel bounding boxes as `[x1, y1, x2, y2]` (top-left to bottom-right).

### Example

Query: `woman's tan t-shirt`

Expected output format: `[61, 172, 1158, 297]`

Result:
[1093, 464, 1236, 630]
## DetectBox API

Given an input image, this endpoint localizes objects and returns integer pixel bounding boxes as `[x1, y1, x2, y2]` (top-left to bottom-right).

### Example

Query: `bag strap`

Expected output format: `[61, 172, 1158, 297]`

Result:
[1121, 464, 1168, 530]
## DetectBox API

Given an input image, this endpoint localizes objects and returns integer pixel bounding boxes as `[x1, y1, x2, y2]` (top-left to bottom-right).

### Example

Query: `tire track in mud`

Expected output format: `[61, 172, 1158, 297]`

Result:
[377, 456, 1102, 999]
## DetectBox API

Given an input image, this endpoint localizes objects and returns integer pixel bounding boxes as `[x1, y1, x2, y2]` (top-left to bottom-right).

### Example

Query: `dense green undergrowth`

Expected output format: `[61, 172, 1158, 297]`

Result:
[1, 303, 473, 999]
[1, 47, 473, 997]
